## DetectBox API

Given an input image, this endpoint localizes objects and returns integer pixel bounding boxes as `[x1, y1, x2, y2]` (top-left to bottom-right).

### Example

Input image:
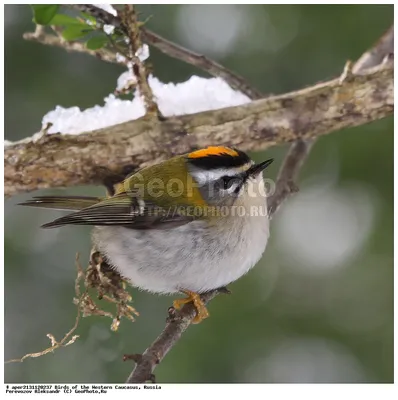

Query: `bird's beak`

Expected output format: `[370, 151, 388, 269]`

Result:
[247, 159, 274, 177]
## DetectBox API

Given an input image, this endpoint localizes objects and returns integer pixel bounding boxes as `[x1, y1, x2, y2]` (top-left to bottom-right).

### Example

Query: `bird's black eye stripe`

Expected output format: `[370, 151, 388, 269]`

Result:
[221, 176, 246, 193]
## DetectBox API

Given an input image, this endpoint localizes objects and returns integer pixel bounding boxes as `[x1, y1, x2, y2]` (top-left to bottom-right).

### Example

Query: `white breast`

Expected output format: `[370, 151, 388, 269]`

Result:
[92, 179, 270, 294]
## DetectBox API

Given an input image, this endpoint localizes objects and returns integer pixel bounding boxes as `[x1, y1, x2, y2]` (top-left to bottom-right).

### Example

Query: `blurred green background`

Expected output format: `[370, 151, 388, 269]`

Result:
[4, 4, 393, 383]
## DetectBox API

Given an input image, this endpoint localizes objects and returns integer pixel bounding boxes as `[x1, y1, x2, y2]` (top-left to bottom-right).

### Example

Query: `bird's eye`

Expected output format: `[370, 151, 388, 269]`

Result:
[221, 176, 234, 190]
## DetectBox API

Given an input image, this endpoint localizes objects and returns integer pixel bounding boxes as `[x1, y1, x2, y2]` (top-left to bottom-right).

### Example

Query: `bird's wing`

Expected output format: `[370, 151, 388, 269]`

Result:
[41, 193, 196, 229]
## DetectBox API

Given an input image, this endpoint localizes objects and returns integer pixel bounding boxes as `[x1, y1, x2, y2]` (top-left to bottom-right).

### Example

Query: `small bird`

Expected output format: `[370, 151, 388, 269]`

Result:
[20, 146, 273, 323]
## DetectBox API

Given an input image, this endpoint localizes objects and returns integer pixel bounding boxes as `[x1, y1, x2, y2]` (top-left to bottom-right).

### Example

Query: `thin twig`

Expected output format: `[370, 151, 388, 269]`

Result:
[353, 25, 394, 73]
[267, 139, 313, 217]
[120, 4, 162, 118]
[140, 28, 263, 100]
[5, 326, 80, 364]
[5, 256, 85, 364]
[23, 29, 126, 66]
[68, 4, 263, 99]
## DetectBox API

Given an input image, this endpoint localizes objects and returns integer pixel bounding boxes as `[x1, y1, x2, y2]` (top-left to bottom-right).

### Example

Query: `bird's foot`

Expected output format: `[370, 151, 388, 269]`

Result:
[173, 290, 209, 324]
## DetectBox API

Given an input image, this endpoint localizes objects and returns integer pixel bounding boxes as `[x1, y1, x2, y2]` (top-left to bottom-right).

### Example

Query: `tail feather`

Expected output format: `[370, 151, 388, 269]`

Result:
[18, 196, 101, 211]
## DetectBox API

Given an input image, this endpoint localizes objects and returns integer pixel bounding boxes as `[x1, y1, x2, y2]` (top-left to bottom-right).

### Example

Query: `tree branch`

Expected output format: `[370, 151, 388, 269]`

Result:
[4, 62, 393, 197]
[125, 289, 222, 383]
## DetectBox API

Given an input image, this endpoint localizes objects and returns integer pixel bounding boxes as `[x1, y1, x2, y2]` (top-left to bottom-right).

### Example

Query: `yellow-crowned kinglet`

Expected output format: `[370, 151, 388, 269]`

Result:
[20, 146, 273, 322]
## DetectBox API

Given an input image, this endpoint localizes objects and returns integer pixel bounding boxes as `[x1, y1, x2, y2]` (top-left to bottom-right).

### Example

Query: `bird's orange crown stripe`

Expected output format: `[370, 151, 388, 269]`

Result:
[188, 146, 238, 159]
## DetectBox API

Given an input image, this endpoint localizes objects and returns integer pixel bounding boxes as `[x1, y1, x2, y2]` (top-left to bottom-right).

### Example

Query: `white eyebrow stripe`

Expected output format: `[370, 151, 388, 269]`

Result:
[190, 163, 253, 185]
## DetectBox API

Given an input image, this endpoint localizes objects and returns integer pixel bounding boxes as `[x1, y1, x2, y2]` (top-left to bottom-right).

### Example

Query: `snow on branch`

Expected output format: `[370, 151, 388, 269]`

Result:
[4, 61, 393, 197]
[41, 76, 250, 135]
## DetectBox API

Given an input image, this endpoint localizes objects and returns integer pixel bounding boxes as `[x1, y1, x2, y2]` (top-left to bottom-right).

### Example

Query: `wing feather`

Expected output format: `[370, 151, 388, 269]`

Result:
[41, 193, 195, 229]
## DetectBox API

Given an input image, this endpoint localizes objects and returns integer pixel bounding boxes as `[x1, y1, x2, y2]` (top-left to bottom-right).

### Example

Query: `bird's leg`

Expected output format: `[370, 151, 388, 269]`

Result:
[173, 290, 209, 324]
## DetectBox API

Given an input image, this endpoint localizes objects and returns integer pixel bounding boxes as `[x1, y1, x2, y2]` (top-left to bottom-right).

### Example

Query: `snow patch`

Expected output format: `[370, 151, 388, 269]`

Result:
[42, 75, 250, 135]
[103, 24, 115, 35]
[93, 4, 117, 17]
[136, 44, 150, 62]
